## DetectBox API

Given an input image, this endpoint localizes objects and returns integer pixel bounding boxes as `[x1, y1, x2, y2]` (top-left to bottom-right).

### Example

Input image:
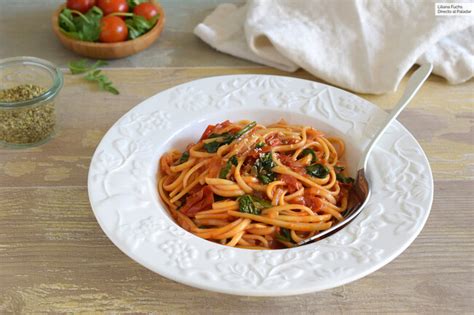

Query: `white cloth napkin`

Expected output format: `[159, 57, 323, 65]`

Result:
[194, 0, 474, 94]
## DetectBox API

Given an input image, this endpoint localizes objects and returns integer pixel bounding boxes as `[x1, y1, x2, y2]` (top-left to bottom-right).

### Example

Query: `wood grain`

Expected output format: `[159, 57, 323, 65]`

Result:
[0, 67, 472, 313]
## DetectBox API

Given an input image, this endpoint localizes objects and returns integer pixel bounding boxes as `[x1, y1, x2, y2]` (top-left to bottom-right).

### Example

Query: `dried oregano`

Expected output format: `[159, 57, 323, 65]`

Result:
[0, 84, 56, 145]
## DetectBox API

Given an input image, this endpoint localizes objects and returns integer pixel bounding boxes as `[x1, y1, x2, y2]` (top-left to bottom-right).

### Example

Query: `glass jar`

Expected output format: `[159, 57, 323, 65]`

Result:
[0, 56, 63, 148]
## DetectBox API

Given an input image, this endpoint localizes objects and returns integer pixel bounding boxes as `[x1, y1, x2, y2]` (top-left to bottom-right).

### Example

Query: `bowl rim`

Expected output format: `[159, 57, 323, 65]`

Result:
[87, 74, 434, 296]
[51, 0, 165, 48]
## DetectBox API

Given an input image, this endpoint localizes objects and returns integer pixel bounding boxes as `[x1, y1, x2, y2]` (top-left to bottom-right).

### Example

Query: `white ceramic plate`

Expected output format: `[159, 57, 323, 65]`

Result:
[88, 75, 433, 296]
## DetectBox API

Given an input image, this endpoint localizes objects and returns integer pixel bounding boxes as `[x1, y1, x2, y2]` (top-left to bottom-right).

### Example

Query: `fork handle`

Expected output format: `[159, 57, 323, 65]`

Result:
[358, 63, 433, 170]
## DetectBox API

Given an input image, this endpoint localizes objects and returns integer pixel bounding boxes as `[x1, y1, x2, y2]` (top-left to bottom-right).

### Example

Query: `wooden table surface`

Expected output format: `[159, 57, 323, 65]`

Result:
[0, 67, 472, 313]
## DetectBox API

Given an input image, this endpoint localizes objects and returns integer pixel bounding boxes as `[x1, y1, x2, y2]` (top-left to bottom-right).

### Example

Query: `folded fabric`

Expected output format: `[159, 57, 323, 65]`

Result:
[194, 0, 474, 94]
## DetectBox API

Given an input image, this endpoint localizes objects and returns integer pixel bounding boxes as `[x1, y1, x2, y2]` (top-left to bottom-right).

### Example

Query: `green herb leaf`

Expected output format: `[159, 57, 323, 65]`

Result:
[203, 122, 257, 153]
[125, 14, 158, 40]
[237, 195, 271, 215]
[68, 59, 119, 95]
[219, 155, 238, 179]
[208, 132, 231, 139]
[84, 69, 119, 95]
[299, 148, 318, 163]
[177, 194, 187, 210]
[127, 0, 147, 9]
[59, 8, 77, 32]
[336, 173, 355, 184]
[256, 174, 273, 184]
[203, 141, 222, 153]
[334, 166, 345, 173]
[275, 228, 294, 243]
[177, 151, 190, 164]
[230, 155, 238, 166]
[214, 195, 226, 202]
[255, 142, 265, 149]
[306, 163, 329, 178]
[234, 121, 256, 139]
[254, 152, 276, 184]
[59, 6, 103, 42]
[68, 59, 108, 74]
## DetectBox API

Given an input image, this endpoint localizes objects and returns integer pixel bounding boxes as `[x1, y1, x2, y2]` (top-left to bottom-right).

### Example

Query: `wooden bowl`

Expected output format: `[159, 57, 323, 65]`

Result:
[51, 1, 165, 59]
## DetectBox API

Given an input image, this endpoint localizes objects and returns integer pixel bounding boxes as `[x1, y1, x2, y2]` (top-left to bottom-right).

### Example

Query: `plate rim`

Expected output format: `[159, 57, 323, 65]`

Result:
[87, 74, 434, 296]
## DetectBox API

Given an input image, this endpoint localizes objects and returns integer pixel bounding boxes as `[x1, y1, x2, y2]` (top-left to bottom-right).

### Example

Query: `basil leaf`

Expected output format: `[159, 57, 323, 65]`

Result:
[219, 155, 238, 179]
[306, 163, 329, 178]
[299, 148, 318, 163]
[255, 142, 265, 149]
[178, 151, 189, 164]
[237, 194, 271, 215]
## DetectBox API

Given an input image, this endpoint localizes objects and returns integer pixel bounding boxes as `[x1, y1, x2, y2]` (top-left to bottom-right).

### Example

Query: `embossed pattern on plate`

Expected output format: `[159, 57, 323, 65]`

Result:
[88, 75, 433, 296]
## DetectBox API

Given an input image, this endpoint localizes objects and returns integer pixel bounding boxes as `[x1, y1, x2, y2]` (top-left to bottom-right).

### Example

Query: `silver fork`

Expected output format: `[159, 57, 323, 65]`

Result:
[298, 63, 433, 246]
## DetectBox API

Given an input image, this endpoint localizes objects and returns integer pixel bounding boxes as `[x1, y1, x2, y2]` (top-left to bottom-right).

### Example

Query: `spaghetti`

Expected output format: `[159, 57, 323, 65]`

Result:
[158, 120, 354, 249]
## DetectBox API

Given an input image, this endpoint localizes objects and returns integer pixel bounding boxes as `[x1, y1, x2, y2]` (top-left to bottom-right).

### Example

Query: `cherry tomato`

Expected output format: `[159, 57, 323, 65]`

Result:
[97, 0, 128, 16]
[133, 2, 158, 20]
[99, 16, 128, 43]
[66, 0, 96, 13]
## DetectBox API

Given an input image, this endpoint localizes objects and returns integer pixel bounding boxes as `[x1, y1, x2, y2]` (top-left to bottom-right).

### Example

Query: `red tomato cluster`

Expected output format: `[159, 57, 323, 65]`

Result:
[66, 0, 159, 43]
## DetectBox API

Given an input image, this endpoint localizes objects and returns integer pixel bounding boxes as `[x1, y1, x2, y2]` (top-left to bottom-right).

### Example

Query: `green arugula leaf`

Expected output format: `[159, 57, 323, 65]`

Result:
[237, 195, 271, 215]
[68, 59, 119, 95]
[214, 195, 226, 202]
[203, 141, 222, 153]
[208, 132, 231, 139]
[177, 151, 190, 164]
[59, 8, 77, 32]
[233, 121, 257, 138]
[254, 152, 276, 184]
[306, 163, 329, 178]
[334, 166, 345, 173]
[126, 15, 158, 39]
[219, 155, 238, 179]
[203, 122, 257, 153]
[299, 148, 318, 163]
[68, 59, 107, 74]
[256, 174, 273, 184]
[85, 69, 119, 95]
[127, 0, 147, 9]
[336, 173, 355, 184]
[275, 228, 294, 243]
[59, 6, 103, 42]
